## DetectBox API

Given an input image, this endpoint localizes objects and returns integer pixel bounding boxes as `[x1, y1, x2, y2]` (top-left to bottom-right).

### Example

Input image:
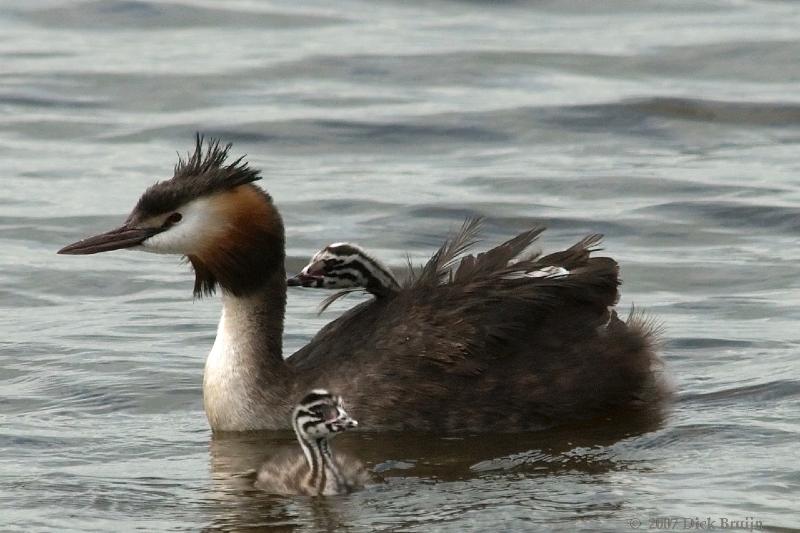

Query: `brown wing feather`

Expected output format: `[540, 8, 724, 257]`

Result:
[453, 226, 547, 284]
[534, 233, 603, 269]
[411, 217, 483, 288]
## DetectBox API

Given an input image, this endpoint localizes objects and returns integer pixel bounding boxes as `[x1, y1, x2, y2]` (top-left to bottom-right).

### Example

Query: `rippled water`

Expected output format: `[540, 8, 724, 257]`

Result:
[1, 1, 799, 531]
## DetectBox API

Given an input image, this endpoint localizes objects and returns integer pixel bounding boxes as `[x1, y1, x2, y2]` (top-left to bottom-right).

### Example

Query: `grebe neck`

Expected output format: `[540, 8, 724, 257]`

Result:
[203, 266, 293, 431]
[362, 255, 400, 296]
[298, 435, 344, 495]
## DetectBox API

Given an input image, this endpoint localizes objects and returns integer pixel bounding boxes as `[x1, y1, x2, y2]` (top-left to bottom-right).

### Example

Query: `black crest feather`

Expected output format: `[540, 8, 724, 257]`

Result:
[133, 134, 263, 217]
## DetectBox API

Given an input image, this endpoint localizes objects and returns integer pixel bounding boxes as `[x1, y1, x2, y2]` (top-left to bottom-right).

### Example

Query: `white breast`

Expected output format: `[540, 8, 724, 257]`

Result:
[203, 298, 262, 431]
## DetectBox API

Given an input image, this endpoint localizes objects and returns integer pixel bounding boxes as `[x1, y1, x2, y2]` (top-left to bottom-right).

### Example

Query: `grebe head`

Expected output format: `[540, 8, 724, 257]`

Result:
[288, 243, 400, 296]
[58, 136, 284, 297]
[293, 389, 357, 440]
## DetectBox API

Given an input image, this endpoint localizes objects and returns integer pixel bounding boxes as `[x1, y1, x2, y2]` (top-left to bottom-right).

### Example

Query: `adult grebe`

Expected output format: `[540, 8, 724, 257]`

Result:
[58, 136, 665, 432]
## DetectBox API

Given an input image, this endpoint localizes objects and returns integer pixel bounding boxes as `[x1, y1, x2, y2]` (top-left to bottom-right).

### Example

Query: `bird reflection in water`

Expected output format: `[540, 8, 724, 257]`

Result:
[201, 405, 665, 531]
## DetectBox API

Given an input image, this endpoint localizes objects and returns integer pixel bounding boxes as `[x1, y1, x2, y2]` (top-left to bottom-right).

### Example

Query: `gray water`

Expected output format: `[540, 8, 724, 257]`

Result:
[1, 0, 799, 531]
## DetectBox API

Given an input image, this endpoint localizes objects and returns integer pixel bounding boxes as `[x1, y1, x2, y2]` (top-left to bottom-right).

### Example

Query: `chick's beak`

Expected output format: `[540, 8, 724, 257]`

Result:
[58, 224, 162, 255]
[287, 272, 323, 287]
[287, 262, 325, 287]
[337, 412, 358, 430]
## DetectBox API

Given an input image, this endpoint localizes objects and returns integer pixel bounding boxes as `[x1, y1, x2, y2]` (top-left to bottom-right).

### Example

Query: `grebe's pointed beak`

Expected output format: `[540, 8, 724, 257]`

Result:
[287, 262, 325, 287]
[332, 408, 358, 431]
[287, 272, 323, 287]
[58, 224, 161, 255]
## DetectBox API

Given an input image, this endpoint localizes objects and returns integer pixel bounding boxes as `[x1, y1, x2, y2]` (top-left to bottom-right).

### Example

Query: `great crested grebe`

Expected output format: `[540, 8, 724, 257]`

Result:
[254, 389, 367, 496]
[58, 136, 666, 432]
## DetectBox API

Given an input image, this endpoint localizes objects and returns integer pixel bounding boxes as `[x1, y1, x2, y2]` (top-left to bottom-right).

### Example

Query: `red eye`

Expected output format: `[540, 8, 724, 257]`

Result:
[165, 212, 182, 225]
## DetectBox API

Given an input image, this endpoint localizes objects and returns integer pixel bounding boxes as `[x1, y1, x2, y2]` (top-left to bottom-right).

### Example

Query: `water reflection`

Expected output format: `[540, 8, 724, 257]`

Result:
[203, 406, 665, 530]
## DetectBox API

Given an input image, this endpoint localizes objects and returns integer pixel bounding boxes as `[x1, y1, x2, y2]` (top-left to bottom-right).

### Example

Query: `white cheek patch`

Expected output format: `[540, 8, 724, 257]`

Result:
[140, 198, 217, 255]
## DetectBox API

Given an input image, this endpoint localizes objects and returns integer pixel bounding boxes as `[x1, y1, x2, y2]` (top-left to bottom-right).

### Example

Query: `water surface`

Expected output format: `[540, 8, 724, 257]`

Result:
[1, 0, 799, 531]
